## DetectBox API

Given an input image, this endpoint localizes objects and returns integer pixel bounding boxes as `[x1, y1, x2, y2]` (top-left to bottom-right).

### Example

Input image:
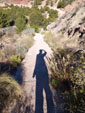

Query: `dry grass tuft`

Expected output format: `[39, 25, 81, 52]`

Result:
[0, 73, 23, 113]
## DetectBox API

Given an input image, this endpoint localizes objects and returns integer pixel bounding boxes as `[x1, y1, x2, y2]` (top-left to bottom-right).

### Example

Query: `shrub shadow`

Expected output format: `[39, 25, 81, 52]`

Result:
[0, 62, 23, 84]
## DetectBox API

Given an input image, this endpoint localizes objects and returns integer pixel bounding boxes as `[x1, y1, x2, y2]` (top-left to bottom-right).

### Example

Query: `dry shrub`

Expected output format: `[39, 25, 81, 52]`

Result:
[48, 48, 85, 113]
[3, 45, 16, 58]
[0, 73, 23, 113]
[44, 32, 64, 51]
[15, 34, 34, 58]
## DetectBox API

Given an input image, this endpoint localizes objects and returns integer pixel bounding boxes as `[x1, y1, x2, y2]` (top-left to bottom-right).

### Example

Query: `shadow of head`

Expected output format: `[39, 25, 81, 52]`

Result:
[39, 49, 43, 54]
[39, 49, 47, 56]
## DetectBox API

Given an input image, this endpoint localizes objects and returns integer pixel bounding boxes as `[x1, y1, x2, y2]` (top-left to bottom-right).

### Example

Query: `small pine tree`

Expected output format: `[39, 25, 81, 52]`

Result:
[15, 15, 27, 33]
[29, 10, 45, 27]
[46, 0, 49, 5]
[0, 12, 8, 28]
[51, 1, 53, 7]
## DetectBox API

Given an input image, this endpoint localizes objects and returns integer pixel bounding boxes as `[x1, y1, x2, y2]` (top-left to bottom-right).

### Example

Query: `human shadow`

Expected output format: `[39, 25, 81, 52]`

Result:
[33, 49, 54, 113]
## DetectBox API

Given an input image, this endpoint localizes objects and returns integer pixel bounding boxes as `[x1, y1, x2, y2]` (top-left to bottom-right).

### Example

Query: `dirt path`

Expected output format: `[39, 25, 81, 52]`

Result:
[21, 33, 55, 113]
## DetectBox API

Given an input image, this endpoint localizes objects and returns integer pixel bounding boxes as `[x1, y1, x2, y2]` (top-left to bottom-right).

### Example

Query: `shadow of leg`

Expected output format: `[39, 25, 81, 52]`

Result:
[35, 82, 43, 113]
[45, 85, 54, 113]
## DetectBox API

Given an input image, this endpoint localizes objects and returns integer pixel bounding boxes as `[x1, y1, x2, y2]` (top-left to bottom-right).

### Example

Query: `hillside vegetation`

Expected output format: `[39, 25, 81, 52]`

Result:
[45, 2, 85, 113]
[0, 5, 58, 32]
[0, 31, 34, 112]
[57, 0, 75, 8]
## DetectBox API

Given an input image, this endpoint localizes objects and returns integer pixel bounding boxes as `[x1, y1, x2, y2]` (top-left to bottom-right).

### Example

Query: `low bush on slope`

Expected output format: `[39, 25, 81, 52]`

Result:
[44, 32, 85, 113]
[50, 49, 85, 113]
[0, 34, 34, 72]
[47, 48, 85, 113]
[57, 0, 75, 8]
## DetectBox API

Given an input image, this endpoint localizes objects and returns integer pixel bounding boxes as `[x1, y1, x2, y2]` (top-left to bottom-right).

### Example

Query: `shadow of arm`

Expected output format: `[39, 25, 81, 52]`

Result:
[42, 50, 47, 57]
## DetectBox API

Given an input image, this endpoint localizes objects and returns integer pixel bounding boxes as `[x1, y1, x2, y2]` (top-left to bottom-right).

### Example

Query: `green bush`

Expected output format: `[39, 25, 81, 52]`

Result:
[29, 10, 45, 27]
[46, 0, 49, 5]
[48, 9, 58, 21]
[40, 6, 49, 13]
[0, 12, 9, 28]
[57, 0, 66, 8]
[65, 86, 85, 113]
[57, 0, 75, 8]
[50, 78, 61, 88]
[0, 8, 15, 28]
[10, 55, 21, 68]
[51, 1, 53, 6]
[0, 73, 23, 113]
[49, 49, 85, 82]
[32, 25, 39, 33]
[15, 15, 27, 33]
[34, 0, 43, 5]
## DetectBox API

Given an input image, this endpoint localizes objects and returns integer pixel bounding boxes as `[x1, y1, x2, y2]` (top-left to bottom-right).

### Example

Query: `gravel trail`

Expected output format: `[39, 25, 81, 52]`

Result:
[21, 33, 54, 113]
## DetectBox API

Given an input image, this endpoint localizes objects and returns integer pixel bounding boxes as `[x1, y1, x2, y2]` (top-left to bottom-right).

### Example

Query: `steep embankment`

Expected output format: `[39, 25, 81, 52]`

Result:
[45, 1, 85, 113]
[47, 1, 85, 50]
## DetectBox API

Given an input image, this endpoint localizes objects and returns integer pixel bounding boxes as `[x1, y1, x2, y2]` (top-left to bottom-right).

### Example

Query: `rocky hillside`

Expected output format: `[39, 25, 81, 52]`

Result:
[62, 0, 84, 11]
[47, 1, 85, 50]
[45, 2, 85, 112]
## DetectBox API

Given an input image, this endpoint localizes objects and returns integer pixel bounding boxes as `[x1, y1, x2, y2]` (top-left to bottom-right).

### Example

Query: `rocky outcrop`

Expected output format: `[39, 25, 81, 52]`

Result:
[63, 0, 85, 12]
[47, 2, 85, 50]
